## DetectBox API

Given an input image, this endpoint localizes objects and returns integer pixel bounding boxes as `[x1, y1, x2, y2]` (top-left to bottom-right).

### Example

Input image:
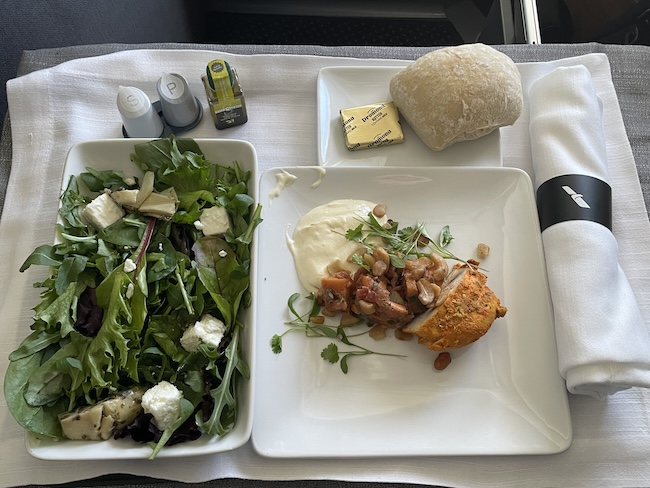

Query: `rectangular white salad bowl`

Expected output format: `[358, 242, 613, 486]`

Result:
[24, 138, 258, 460]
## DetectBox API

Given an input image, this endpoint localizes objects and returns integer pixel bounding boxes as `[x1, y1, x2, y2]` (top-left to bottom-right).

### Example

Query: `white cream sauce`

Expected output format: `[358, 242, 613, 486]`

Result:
[269, 170, 297, 200]
[288, 199, 386, 293]
[310, 167, 327, 188]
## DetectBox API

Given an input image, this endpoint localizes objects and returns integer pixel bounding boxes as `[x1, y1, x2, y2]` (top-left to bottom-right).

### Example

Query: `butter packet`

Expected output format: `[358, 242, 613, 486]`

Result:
[340, 101, 404, 151]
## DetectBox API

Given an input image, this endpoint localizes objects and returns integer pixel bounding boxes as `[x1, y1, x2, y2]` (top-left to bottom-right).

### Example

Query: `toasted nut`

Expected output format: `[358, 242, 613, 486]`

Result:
[388, 301, 409, 316]
[405, 278, 418, 298]
[372, 204, 387, 218]
[327, 260, 345, 275]
[309, 315, 325, 324]
[394, 329, 413, 341]
[416, 278, 439, 306]
[344, 247, 366, 265]
[477, 243, 490, 259]
[372, 259, 388, 277]
[358, 299, 376, 315]
[434, 352, 452, 370]
[340, 313, 359, 327]
[369, 325, 386, 340]
[363, 253, 376, 268]
[430, 252, 449, 283]
[373, 246, 390, 265]
[321, 308, 337, 317]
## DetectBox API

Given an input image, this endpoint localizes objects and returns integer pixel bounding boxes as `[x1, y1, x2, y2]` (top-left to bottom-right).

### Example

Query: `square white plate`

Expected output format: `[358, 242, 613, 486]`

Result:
[317, 66, 503, 168]
[25, 138, 258, 460]
[253, 166, 571, 457]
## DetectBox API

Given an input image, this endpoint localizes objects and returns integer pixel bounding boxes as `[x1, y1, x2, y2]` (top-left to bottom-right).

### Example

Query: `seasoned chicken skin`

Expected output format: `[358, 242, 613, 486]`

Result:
[401, 263, 507, 350]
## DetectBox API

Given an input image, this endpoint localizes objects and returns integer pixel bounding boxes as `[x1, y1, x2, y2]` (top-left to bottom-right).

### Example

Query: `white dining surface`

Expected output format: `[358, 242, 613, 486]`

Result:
[1, 44, 650, 487]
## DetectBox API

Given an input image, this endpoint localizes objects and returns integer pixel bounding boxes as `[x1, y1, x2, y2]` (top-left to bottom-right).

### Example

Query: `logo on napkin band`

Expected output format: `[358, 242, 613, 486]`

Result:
[537, 174, 612, 232]
[562, 185, 591, 208]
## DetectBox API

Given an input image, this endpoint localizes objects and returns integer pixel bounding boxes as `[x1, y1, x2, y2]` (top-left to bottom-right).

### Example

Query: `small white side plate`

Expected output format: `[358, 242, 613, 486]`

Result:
[25, 138, 258, 460]
[252, 165, 571, 458]
[317, 66, 502, 168]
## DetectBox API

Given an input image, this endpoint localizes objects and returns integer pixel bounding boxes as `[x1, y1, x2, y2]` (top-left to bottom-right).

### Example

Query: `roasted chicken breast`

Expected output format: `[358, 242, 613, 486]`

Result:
[402, 263, 507, 350]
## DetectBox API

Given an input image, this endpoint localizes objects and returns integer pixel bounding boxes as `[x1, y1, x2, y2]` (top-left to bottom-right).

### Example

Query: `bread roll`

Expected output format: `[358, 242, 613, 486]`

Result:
[389, 43, 523, 151]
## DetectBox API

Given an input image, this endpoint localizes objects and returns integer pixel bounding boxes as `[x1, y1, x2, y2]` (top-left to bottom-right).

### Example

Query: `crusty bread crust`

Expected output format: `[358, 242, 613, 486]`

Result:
[389, 43, 523, 151]
[402, 264, 507, 350]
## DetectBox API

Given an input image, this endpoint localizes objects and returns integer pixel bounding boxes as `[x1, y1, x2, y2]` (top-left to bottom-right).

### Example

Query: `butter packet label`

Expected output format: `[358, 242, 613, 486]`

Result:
[340, 101, 404, 151]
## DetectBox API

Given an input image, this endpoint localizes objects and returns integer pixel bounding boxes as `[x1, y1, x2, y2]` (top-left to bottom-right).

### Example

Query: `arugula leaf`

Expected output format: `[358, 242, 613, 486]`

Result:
[197, 321, 246, 436]
[5, 136, 262, 458]
[148, 397, 195, 460]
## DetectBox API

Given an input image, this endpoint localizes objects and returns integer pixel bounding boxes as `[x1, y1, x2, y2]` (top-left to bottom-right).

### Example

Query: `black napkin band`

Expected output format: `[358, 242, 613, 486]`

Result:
[536, 174, 612, 232]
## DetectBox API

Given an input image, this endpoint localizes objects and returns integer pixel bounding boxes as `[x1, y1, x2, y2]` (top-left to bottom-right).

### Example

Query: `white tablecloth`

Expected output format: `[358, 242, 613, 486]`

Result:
[2, 48, 650, 488]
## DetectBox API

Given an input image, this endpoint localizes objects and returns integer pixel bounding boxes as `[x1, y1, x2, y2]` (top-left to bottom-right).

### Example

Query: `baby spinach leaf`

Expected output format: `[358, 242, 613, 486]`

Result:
[6, 136, 262, 458]
[8, 330, 61, 361]
[4, 350, 65, 438]
[193, 236, 249, 328]
[55, 255, 88, 296]
[24, 340, 79, 407]
[58, 176, 88, 229]
[80, 167, 130, 192]
[20, 245, 62, 272]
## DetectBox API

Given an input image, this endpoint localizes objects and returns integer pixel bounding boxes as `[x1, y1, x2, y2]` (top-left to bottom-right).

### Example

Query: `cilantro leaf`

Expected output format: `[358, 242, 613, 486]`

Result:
[321, 343, 339, 363]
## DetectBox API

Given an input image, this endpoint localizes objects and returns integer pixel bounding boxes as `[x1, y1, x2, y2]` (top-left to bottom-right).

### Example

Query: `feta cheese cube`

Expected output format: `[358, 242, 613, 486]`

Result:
[141, 381, 183, 431]
[83, 193, 125, 230]
[180, 314, 227, 352]
[198, 206, 230, 236]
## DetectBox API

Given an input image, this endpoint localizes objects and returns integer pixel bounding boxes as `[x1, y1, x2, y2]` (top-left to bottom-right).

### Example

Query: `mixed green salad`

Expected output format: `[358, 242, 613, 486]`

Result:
[4, 137, 261, 458]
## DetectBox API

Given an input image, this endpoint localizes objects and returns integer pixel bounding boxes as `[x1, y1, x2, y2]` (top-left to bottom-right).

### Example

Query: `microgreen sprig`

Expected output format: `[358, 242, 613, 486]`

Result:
[345, 214, 475, 269]
[271, 292, 405, 374]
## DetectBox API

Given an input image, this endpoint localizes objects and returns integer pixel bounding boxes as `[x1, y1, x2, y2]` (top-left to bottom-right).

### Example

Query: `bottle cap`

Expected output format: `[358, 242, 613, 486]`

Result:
[117, 86, 164, 138]
[157, 73, 201, 128]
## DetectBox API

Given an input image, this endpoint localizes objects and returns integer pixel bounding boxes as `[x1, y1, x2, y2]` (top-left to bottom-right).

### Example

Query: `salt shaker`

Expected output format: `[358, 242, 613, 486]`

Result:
[117, 86, 164, 138]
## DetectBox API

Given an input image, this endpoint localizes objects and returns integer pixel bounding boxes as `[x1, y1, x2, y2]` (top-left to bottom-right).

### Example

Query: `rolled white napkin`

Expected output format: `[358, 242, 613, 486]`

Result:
[529, 65, 650, 399]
